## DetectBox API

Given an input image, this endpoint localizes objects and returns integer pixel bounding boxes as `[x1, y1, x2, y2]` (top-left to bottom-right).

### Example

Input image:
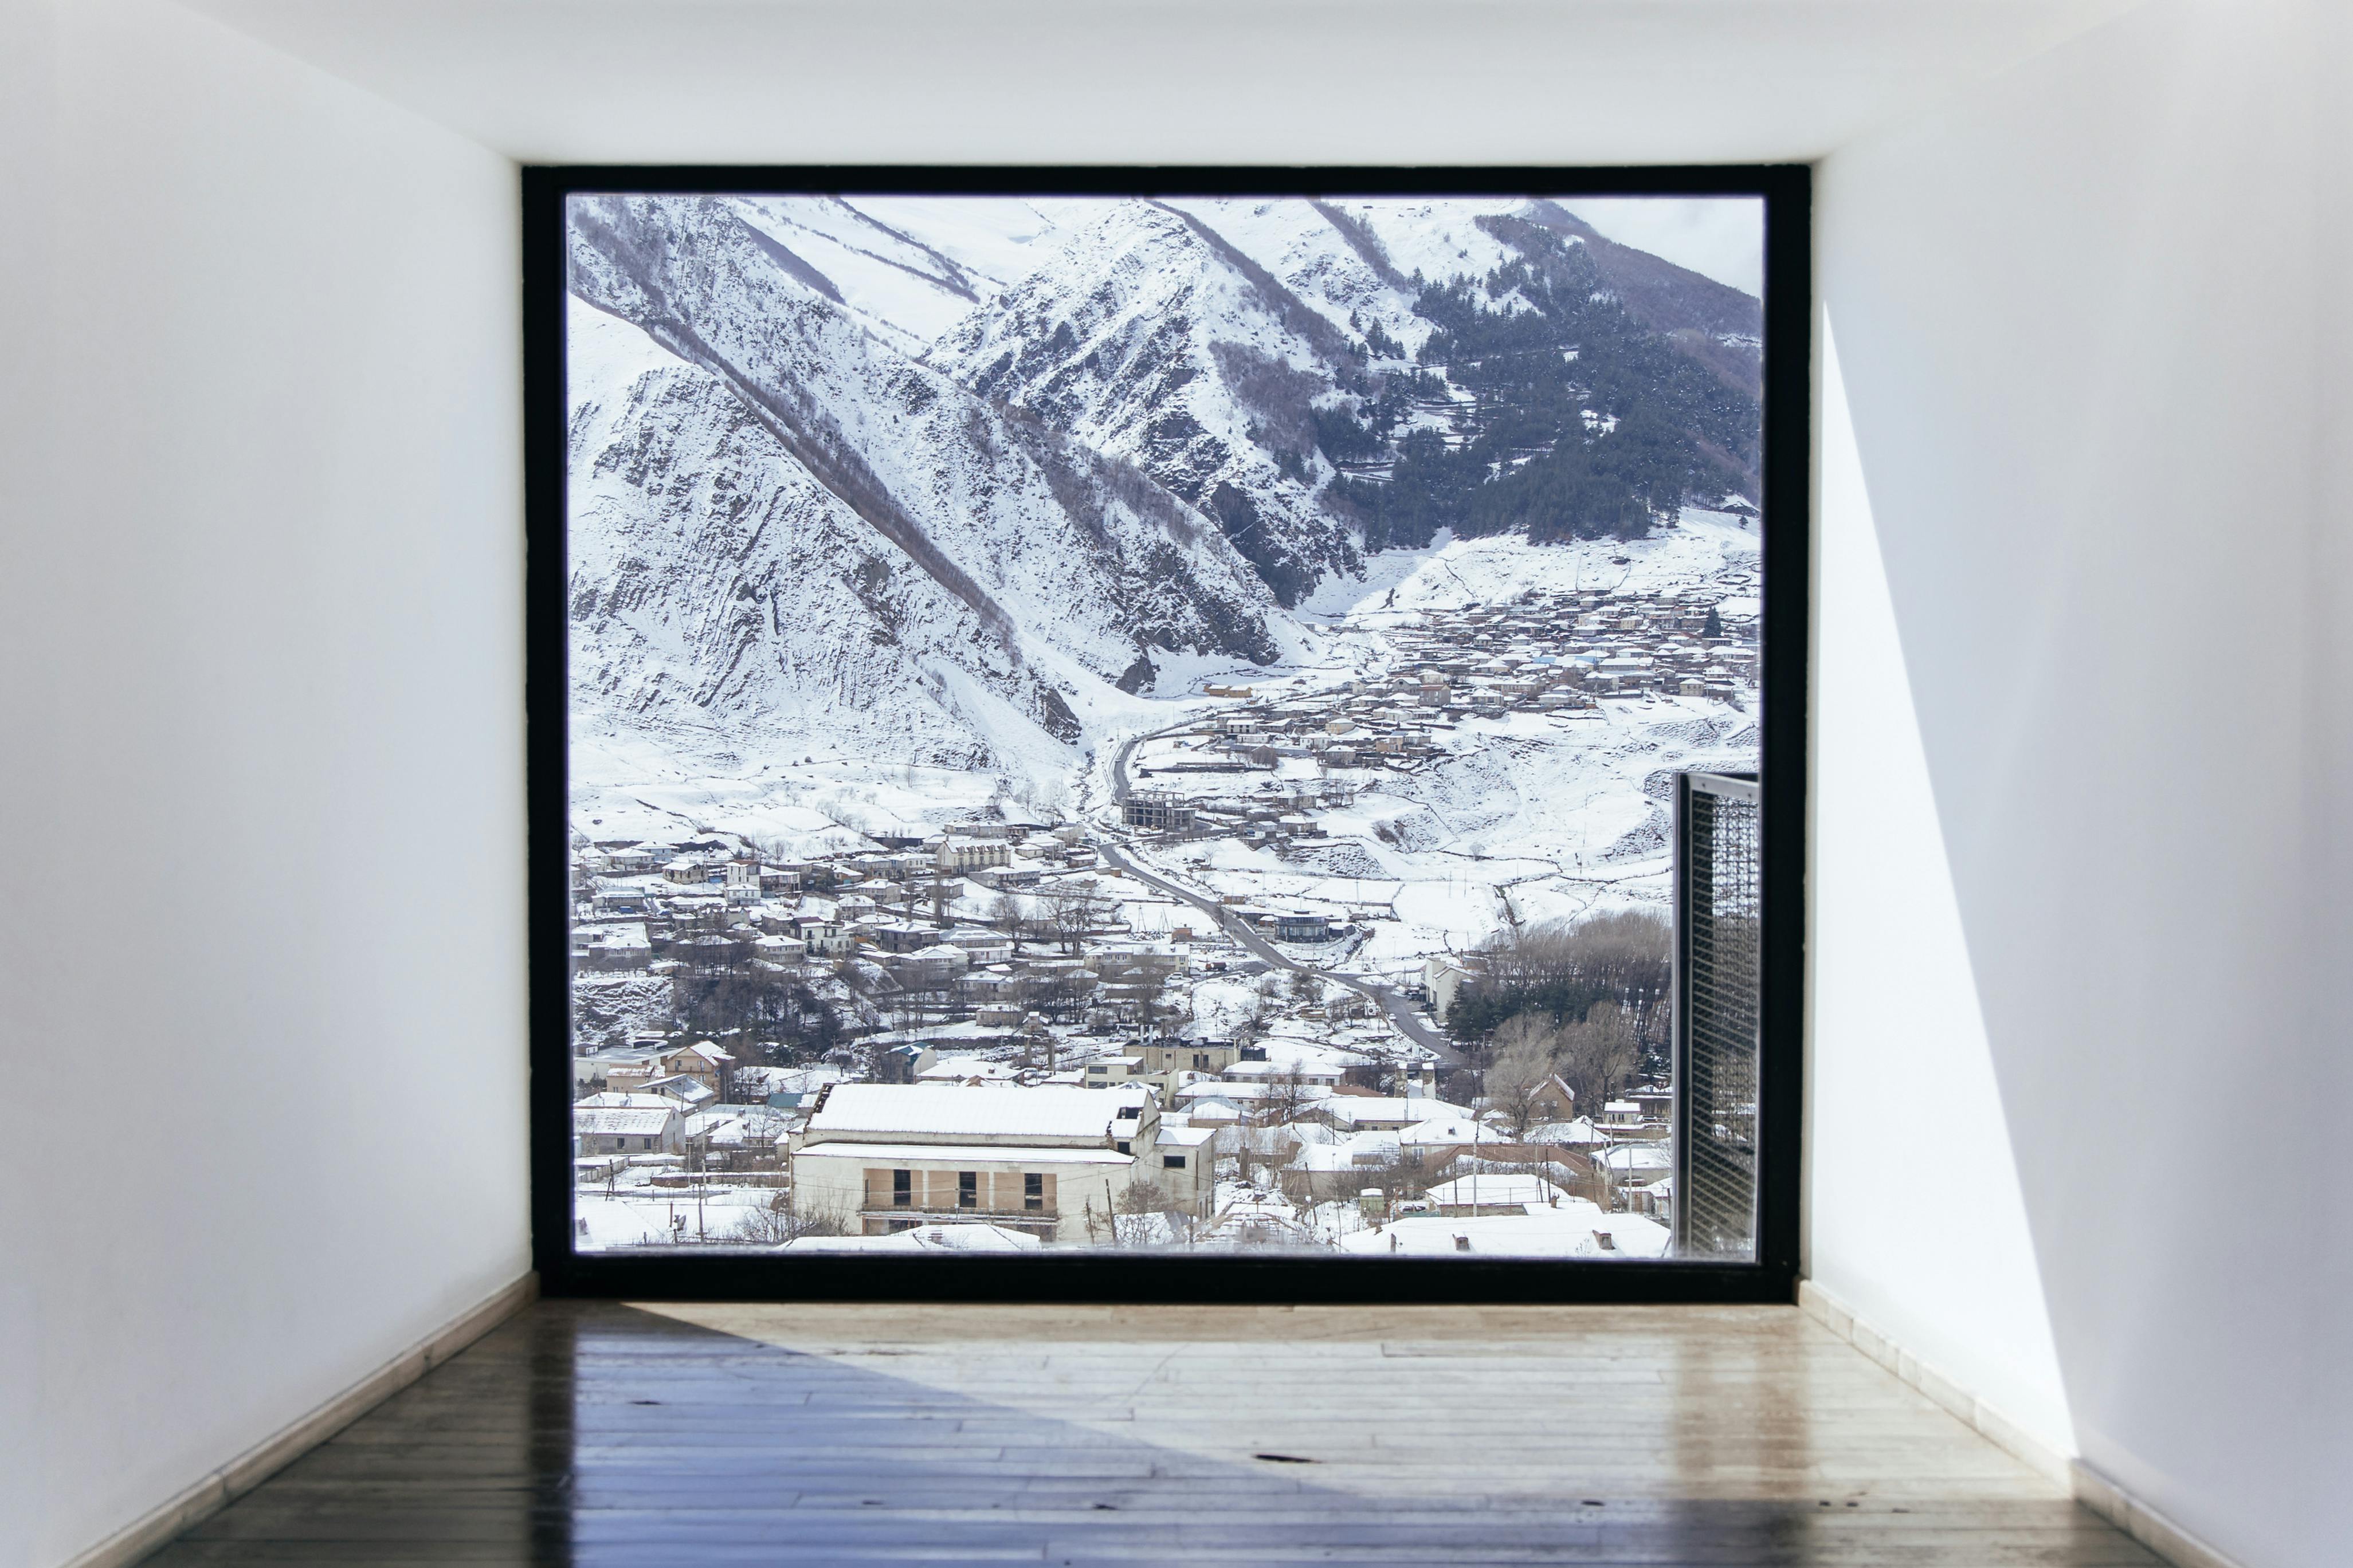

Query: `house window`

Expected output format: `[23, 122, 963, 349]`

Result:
[1024, 1173, 1044, 1211]
[1115, 1141, 1130, 1156]
[892, 1169, 911, 1207]
[957, 1172, 977, 1209]
[1162, 1154, 1187, 1170]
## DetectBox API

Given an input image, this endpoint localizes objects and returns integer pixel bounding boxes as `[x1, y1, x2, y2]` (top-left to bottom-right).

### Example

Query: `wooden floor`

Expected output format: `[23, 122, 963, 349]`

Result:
[142, 1299, 2160, 1566]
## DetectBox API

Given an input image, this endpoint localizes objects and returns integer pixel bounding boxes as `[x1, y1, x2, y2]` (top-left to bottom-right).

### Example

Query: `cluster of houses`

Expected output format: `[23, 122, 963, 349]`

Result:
[562, 582, 1730, 1256]
[1115, 583, 1756, 862]
[569, 818, 1222, 1028]
[572, 1018, 1679, 1256]
[1178, 582, 1756, 764]
[1376, 581, 1760, 706]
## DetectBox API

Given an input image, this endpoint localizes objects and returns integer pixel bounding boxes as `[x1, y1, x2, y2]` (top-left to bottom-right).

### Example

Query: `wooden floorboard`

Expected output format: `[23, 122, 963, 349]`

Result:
[137, 1300, 2159, 1566]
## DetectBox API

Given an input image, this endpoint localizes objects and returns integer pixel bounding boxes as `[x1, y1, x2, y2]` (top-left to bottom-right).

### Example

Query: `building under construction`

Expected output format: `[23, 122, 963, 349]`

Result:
[1121, 789, 1199, 834]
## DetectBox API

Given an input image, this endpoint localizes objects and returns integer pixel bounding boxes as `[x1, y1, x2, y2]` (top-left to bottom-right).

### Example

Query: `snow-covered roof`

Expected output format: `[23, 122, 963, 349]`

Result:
[1172, 1079, 1290, 1104]
[1398, 1114, 1508, 1147]
[1323, 1097, 1469, 1127]
[805, 1083, 1144, 1142]
[638, 1075, 717, 1105]
[1425, 1174, 1566, 1208]
[573, 1107, 675, 1136]
[794, 1140, 1133, 1166]
[1219, 1060, 1341, 1081]
[915, 1054, 1020, 1082]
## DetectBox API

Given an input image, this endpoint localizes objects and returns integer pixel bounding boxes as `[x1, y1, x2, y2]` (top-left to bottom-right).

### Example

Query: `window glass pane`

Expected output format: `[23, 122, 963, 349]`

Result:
[562, 188, 1771, 1262]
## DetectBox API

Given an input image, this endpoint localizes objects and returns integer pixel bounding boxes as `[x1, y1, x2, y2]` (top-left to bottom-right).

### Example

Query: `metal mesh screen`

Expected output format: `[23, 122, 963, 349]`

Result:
[1673, 774, 1762, 1259]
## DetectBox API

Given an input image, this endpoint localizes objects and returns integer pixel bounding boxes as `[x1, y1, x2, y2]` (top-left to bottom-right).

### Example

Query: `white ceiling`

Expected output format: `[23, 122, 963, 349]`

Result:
[177, 0, 2144, 167]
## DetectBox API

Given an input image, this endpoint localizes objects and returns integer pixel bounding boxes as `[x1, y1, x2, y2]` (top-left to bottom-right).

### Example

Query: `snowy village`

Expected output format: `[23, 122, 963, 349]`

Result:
[568, 524, 1761, 1262]
[562, 192, 1768, 1263]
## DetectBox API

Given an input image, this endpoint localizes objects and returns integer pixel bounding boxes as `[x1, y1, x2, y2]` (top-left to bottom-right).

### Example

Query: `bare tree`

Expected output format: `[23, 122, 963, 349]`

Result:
[727, 1191, 850, 1246]
[1261, 1067, 1321, 1128]
[1450, 910, 1670, 1041]
[986, 892, 1032, 950]
[1355, 1149, 1430, 1213]
[1228, 1121, 1285, 1188]
[1555, 1000, 1641, 1118]
[1038, 883, 1108, 954]
[1233, 984, 1273, 1046]
[1482, 1021, 1559, 1141]
[1112, 1178, 1171, 1247]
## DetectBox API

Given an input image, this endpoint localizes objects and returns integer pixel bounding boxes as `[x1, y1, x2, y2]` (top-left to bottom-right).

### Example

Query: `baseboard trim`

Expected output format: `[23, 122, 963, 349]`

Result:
[2069, 1463, 2250, 1568]
[59, 1271, 538, 1568]
[1796, 1278, 2072, 1486]
[1796, 1280, 2247, 1568]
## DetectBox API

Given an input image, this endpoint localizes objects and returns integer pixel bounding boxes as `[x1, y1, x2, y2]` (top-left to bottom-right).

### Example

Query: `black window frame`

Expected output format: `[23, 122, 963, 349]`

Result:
[526, 162, 1810, 1306]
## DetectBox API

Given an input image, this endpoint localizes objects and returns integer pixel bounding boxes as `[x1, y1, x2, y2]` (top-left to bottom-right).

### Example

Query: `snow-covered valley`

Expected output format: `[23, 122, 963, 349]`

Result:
[563, 192, 1765, 1257]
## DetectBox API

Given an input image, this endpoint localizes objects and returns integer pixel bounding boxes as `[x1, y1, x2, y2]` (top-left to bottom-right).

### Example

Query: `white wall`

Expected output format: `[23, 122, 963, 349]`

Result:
[1807, 319, 2076, 1458]
[1812, 1, 2351, 1563]
[3, 0, 2345, 1563]
[0, 2, 528, 1565]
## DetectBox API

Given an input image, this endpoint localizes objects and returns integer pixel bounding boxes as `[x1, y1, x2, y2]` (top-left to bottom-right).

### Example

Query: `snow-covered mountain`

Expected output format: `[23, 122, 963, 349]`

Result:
[567, 194, 1288, 784]
[563, 191, 1762, 799]
[936, 200, 1372, 606]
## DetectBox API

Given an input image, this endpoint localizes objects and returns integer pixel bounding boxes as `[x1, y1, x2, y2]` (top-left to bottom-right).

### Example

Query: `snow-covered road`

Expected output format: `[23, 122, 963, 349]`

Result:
[1096, 838, 1462, 1068]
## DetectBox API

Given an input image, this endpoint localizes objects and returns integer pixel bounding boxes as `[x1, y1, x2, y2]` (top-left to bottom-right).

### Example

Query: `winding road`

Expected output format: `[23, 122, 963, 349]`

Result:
[1102, 728, 1467, 1069]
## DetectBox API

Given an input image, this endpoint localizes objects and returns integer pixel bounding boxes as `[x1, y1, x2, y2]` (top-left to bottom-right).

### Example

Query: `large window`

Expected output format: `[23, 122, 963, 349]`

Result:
[528, 169, 1807, 1298]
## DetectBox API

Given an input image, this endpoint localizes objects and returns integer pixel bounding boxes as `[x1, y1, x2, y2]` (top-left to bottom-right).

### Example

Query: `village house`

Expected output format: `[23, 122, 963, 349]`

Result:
[1312, 1097, 1469, 1134]
[572, 1104, 683, 1157]
[915, 1054, 1022, 1086]
[1133, 1038, 1241, 1078]
[936, 836, 1011, 874]
[603, 1040, 731, 1095]
[1424, 1173, 1571, 1216]
[1421, 957, 1472, 1020]
[633, 1074, 719, 1113]
[874, 1043, 936, 1084]
[1527, 1074, 1577, 1124]
[790, 1083, 1205, 1242]
[571, 921, 652, 970]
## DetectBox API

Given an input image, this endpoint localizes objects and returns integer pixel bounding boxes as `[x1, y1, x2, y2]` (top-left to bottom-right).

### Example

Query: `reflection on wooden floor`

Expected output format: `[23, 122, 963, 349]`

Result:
[141, 1300, 2160, 1565]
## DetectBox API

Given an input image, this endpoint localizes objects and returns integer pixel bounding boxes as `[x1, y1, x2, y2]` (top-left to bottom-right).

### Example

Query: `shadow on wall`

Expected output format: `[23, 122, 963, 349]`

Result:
[1806, 312, 2076, 1463]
